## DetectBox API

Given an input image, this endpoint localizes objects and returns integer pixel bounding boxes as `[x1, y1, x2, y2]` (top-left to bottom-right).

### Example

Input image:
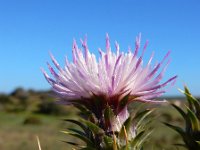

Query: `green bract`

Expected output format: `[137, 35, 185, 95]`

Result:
[62, 105, 153, 150]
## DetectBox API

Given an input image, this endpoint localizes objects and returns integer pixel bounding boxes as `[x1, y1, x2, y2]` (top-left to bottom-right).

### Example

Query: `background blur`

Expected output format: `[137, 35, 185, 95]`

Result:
[0, 0, 200, 96]
[0, 1, 200, 150]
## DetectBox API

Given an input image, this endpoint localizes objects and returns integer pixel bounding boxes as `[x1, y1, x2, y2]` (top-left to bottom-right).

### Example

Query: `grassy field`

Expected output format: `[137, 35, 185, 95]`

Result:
[0, 103, 186, 150]
[0, 111, 79, 150]
[0, 89, 188, 149]
[145, 104, 185, 150]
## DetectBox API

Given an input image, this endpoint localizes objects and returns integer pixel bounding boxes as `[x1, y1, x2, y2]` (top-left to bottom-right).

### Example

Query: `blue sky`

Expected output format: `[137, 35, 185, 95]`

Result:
[0, 0, 200, 96]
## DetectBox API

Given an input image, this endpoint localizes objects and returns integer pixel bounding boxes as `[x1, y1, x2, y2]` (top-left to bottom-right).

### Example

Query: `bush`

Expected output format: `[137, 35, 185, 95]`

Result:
[35, 99, 68, 115]
[0, 94, 11, 104]
[23, 116, 42, 125]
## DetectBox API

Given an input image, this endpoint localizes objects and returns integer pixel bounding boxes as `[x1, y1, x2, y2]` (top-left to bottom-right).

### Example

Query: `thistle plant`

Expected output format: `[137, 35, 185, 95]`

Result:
[62, 104, 154, 150]
[42, 34, 177, 149]
[165, 86, 200, 150]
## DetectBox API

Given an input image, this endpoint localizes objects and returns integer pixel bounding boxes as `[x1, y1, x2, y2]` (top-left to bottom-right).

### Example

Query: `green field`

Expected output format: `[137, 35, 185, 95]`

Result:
[0, 104, 186, 150]
[0, 111, 74, 150]
[0, 89, 187, 150]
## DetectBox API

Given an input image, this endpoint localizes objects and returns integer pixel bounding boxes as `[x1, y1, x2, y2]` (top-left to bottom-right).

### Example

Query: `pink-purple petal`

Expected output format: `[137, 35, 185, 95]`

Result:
[43, 34, 177, 107]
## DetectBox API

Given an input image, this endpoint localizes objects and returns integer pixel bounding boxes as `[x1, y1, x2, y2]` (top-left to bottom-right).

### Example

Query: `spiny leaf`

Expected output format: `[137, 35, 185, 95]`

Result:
[184, 86, 200, 120]
[103, 135, 113, 145]
[102, 135, 114, 150]
[186, 107, 200, 131]
[180, 87, 200, 113]
[136, 119, 153, 133]
[184, 86, 193, 110]
[130, 131, 145, 146]
[61, 131, 94, 147]
[135, 109, 154, 129]
[63, 119, 87, 132]
[61, 140, 80, 147]
[67, 128, 86, 137]
[80, 118, 104, 135]
[74, 103, 91, 115]
[164, 122, 193, 144]
[192, 100, 200, 120]
[136, 130, 153, 148]
[119, 117, 132, 140]
[164, 123, 186, 138]
[129, 102, 147, 116]
[171, 104, 192, 131]
[104, 105, 115, 130]
[172, 104, 187, 119]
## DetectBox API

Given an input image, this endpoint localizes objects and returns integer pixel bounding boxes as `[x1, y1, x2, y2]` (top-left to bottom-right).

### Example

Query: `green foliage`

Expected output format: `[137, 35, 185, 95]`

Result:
[62, 105, 153, 150]
[35, 99, 67, 115]
[0, 88, 70, 115]
[164, 86, 200, 150]
[1, 88, 192, 149]
[0, 100, 188, 150]
[0, 94, 11, 104]
[23, 115, 42, 125]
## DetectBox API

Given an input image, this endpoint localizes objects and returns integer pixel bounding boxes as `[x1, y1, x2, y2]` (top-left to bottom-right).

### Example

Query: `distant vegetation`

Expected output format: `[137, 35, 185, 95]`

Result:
[0, 87, 78, 150]
[0, 87, 191, 115]
[0, 88, 199, 150]
[0, 87, 71, 115]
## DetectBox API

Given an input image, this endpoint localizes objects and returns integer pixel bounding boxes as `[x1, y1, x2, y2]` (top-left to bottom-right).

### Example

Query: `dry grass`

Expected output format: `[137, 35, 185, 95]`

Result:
[0, 112, 79, 150]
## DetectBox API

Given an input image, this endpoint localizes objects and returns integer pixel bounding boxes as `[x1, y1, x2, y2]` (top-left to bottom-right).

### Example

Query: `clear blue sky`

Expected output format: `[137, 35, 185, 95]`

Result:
[0, 0, 200, 96]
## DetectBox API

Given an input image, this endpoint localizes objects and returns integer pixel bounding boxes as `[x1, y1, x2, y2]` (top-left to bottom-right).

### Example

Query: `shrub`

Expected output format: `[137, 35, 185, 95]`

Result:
[35, 99, 68, 115]
[23, 116, 42, 125]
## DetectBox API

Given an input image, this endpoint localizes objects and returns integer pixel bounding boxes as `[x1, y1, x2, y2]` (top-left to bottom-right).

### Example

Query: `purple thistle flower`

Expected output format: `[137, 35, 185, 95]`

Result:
[42, 34, 177, 132]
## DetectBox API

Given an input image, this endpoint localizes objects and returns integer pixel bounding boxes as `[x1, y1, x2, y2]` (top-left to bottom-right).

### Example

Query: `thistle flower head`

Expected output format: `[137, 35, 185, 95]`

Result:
[42, 34, 177, 132]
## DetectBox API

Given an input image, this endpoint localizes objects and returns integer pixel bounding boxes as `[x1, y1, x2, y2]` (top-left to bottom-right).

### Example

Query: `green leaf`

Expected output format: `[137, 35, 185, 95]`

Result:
[136, 130, 153, 148]
[104, 105, 115, 130]
[80, 119, 104, 135]
[130, 131, 145, 146]
[164, 122, 192, 144]
[67, 128, 86, 137]
[164, 123, 186, 137]
[63, 119, 87, 132]
[74, 103, 91, 115]
[180, 87, 200, 113]
[186, 107, 200, 131]
[119, 117, 132, 140]
[102, 135, 114, 150]
[61, 131, 94, 147]
[185, 87, 200, 119]
[135, 109, 154, 129]
[61, 140, 80, 147]
[171, 104, 192, 131]
[172, 104, 187, 119]
[103, 135, 113, 144]
[192, 99, 200, 120]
